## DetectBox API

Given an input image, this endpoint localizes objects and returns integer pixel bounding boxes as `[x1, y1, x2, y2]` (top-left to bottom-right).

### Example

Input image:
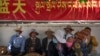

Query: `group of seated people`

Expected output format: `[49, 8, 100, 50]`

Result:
[7, 25, 98, 56]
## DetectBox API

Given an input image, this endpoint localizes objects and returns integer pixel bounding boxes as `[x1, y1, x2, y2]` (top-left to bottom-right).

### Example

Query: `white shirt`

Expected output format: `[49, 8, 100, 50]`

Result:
[54, 30, 73, 43]
[55, 30, 66, 43]
[46, 39, 52, 50]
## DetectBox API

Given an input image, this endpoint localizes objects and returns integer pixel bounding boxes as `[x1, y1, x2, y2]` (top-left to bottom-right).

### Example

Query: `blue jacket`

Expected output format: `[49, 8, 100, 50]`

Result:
[8, 34, 25, 53]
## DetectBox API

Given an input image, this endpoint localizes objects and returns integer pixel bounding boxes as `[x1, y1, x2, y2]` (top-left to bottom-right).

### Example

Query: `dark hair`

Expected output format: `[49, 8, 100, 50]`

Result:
[84, 27, 91, 31]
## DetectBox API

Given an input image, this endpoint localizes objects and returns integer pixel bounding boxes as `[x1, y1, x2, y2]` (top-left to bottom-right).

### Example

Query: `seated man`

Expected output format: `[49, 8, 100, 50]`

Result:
[25, 29, 42, 55]
[7, 26, 25, 56]
[42, 29, 58, 56]
[83, 27, 98, 56]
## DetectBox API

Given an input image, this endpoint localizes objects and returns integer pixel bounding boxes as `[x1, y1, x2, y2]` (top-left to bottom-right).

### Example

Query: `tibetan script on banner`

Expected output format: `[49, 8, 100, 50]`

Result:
[35, 0, 100, 14]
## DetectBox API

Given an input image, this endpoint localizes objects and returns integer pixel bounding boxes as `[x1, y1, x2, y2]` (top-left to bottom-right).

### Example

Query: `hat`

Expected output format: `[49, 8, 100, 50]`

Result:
[45, 29, 54, 34]
[15, 26, 22, 32]
[30, 29, 39, 35]
[66, 34, 73, 38]
[64, 25, 74, 31]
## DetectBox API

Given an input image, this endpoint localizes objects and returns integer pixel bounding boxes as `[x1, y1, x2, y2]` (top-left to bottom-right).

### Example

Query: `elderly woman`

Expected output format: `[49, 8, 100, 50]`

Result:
[25, 29, 42, 55]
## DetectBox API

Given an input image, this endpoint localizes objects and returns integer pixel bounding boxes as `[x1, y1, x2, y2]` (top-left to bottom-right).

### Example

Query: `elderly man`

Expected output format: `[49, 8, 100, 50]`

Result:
[42, 29, 58, 56]
[83, 27, 98, 56]
[25, 29, 42, 55]
[7, 26, 25, 56]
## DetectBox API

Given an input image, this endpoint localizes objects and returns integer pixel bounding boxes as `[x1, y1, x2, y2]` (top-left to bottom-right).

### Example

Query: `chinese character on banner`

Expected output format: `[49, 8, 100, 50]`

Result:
[0, 0, 10, 14]
[13, 0, 26, 14]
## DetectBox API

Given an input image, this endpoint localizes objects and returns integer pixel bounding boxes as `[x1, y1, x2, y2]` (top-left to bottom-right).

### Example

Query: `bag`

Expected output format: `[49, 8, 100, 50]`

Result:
[0, 46, 7, 55]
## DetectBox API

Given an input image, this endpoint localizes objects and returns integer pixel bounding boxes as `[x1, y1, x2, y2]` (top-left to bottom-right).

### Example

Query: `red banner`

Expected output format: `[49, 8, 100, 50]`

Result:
[0, 0, 100, 21]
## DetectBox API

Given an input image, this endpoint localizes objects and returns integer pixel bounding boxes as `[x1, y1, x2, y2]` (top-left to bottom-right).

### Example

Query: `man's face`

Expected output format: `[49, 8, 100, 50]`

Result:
[84, 29, 91, 35]
[16, 31, 22, 36]
[31, 32, 37, 38]
[46, 32, 53, 38]
[65, 29, 71, 33]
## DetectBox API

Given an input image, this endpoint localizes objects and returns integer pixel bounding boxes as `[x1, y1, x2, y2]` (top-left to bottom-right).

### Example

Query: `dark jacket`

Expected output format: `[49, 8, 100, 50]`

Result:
[60, 43, 75, 56]
[42, 37, 58, 56]
[25, 37, 42, 54]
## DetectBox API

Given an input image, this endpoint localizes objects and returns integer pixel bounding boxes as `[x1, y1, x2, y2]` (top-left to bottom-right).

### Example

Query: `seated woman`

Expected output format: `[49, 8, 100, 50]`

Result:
[65, 35, 75, 56]
[25, 29, 42, 55]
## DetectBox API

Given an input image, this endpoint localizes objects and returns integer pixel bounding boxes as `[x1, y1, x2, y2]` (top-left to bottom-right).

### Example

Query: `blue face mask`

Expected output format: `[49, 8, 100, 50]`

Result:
[15, 32, 19, 36]
[53, 38, 58, 43]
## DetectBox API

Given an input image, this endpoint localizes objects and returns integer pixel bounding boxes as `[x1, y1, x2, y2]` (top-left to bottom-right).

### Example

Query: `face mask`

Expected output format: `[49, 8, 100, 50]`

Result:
[15, 32, 19, 36]
[66, 41, 73, 48]
[53, 38, 58, 43]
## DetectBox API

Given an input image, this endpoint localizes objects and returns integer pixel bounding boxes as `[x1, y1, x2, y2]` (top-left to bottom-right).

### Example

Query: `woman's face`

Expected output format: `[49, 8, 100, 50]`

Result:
[67, 37, 74, 42]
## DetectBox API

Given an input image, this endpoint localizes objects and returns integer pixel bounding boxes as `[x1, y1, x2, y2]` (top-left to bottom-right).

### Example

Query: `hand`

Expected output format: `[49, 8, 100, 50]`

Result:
[18, 53, 23, 56]
[7, 52, 11, 55]
[42, 52, 45, 56]
[30, 47, 35, 51]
